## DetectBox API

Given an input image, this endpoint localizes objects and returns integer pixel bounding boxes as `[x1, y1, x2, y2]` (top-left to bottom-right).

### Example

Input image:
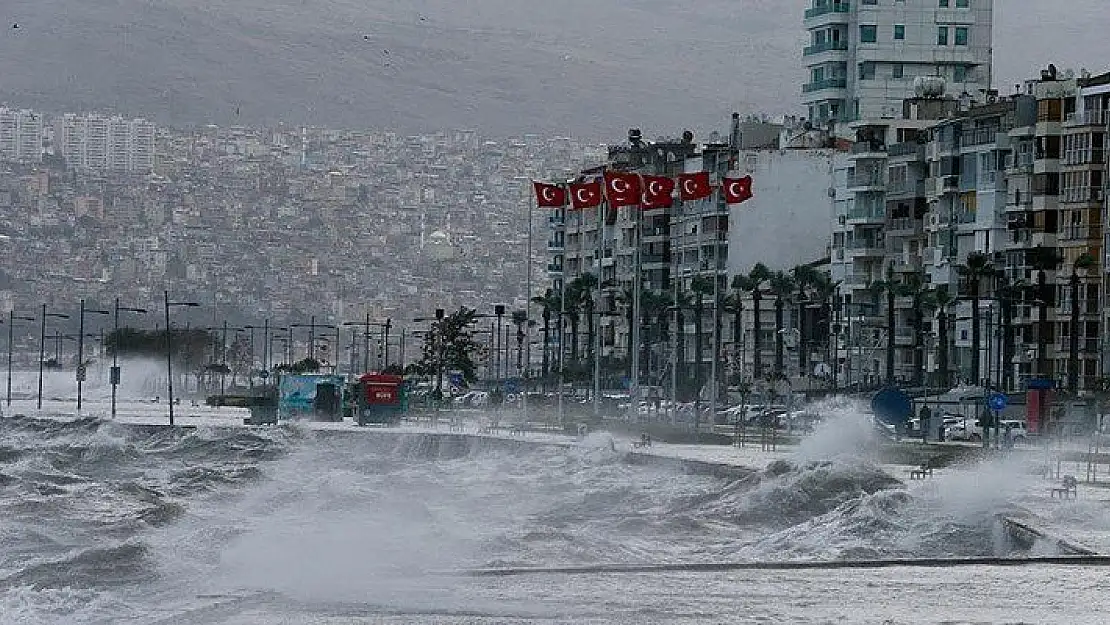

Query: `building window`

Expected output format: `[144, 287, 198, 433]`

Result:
[956, 0, 970, 7]
[861, 0, 877, 3]
[858, 62, 876, 80]
[860, 25, 877, 43]
[955, 27, 968, 45]
[892, 63, 904, 79]
[937, 26, 948, 45]
[894, 24, 905, 40]
[939, 0, 949, 6]
[953, 65, 967, 82]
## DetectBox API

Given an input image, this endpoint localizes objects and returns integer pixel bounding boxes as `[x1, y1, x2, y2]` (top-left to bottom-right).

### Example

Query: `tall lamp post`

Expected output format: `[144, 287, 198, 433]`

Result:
[343, 316, 392, 372]
[37, 305, 70, 410]
[76, 300, 110, 412]
[291, 318, 336, 364]
[7, 311, 36, 407]
[110, 299, 148, 419]
[164, 291, 200, 426]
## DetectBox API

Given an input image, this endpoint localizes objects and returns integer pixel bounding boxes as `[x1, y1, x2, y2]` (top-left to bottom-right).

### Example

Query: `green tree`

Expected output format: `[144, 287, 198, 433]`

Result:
[530, 289, 560, 382]
[569, 272, 599, 365]
[407, 307, 484, 396]
[510, 309, 532, 377]
[791, 264, 823, 376]
[741, 264, 772, 379]
[923, 286, 955, 389]
[868, 267, 900, 385]
[769, 271, 795, 379]
[957, 251, 995, 386]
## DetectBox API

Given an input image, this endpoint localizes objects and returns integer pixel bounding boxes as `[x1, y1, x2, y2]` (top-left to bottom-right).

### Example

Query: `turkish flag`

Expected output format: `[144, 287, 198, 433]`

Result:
[533, 181, 567, 208]
[569, 180, 603, 210]
[603, 171, 642, 208]
[677, 172, 712, 201]
[722, 175, 754, 204]
[641, 175, 675, 209]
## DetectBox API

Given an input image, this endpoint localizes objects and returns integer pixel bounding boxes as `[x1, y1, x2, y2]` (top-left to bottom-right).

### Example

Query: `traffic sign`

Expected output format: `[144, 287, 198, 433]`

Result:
[987, 392, 1008, 412]
[259, 370, 270, 380]
[75, 364, 87, 382]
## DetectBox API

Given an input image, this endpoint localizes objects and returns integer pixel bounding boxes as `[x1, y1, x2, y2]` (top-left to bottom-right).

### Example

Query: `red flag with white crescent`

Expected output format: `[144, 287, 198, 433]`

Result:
[722, 175, 754, 204]
[677, 172, 712, 201]
[569, 180, 603, 210]
[532, 181, 567, 208]
[603, 171, 642, 208]
[641, 175, 675, 209]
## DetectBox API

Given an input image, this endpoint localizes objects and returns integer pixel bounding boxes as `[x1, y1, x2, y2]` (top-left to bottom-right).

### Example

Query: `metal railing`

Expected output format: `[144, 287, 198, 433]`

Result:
[805, 2, 851, 19]
[803, 76, 848, 91]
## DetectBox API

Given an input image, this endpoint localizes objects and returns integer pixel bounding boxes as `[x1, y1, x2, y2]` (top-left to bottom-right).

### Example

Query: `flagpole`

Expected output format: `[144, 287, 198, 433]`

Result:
[593, 197, 603, 419]
[524, 186, 533, 425]
[709, 151, 721, 424]
[671, 190, 680, 425]
[630, 200, 643, 425]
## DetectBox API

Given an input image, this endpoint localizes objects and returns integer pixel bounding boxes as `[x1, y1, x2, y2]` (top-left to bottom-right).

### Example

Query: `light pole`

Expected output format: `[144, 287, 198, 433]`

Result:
[494, 304, 505, 385]
[291, 319, 337, 368]
[111, 298, 147, 419]
[7, 311, 35, 407]
[343, 316, 392, 372]
[164, 291, 200, 426]
[37, 305, 70, 410]
[76, 299, 110, 412]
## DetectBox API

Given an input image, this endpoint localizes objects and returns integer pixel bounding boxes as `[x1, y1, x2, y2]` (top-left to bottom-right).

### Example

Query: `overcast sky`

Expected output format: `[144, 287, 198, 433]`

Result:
[0, 0, 1106, 137]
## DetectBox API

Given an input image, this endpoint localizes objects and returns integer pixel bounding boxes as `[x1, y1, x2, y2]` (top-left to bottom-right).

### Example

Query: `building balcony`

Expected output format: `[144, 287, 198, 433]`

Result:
[1059, 224, 1103, 243]
[959, 127, 1004, 149]
[547, 240, 565, 251]
[846, 241, 885, 257]
[1065, 109, 1110, 128]
[546, 263, 563, 274]
[803, 40, 849, 56]
[847, 173, 885, 191]
[804, 2, 851, 21]
[888, 142, 926, 161]
[1060, 186, 1105, 205]
[846, 207, 885, 224]
[892, 255, 923, 273]
[886, 180, 926, 199]
[803, 77, 848, 93]
[886, 217, 924, 236]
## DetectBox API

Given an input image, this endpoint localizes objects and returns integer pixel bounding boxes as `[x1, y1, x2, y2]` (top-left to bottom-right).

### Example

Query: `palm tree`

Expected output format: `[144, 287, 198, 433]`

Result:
[531, 289, 560, 381]
[690, 275, 716, 393]
[1027, 245, 1063, 380]
[769, 271, 795, 379]
[993, 273, 1023, 392]
[741, 263, 772, 379]
[728, 274, 753, 383]
[869, 267, 899, 385]
[570, 272, 599, 365]
[897, 271, 930, 387]
[957, 252, 995, 386]
[791, 265, 823, 376]
[510, 309, 530, 376]
[927, 286, 956, 390]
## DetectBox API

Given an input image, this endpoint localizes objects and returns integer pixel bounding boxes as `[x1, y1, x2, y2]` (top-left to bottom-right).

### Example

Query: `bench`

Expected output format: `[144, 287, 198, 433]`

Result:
[631, 434, 652, 449]
[448, 420, 465, 432]
[1051, 476, 1078, 499]
[908, 464, 934, 480]
[509, 424, 525, 436]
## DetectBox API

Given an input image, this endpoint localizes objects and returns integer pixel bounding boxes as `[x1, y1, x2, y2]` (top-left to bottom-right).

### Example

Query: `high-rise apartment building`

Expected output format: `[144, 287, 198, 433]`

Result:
[0, 108, 44, 163]
[55, 113, 156, 173]
[803, 0, 993, 126]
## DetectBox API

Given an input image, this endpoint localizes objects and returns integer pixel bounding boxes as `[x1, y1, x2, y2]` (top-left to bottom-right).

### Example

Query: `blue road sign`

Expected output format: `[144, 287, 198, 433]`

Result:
[871, 388, 913, 425]
[987, 392, 1008, 412]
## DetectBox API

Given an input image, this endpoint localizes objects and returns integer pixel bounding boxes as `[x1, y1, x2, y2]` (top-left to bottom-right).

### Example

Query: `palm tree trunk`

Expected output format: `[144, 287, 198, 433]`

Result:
[1001, 294, 1014, 392]
[774, 296, 784, 377]
[676, 310, 686, 398]
[797, 296, 808, 376]
[971, 280, 981, 386]
[586, 302, 595, 363]
[752, 293, 763, 379]
[732, 299, 744, 382]
[569, 317, 580, 365]
[694, 299, 704, 391]
[626, 305, 634, 380]
[541, 309, 550, 381]
[1037, 271, 1048, 378]
[886, 289, 895, 384]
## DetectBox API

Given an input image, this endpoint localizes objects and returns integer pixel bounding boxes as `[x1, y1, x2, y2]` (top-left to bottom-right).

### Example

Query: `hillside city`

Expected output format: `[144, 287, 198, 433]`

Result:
[0, 111, 603, 357]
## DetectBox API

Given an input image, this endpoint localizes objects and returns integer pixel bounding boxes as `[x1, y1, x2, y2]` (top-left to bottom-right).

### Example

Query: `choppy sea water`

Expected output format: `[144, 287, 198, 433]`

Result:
[1, 411, 1109, 624]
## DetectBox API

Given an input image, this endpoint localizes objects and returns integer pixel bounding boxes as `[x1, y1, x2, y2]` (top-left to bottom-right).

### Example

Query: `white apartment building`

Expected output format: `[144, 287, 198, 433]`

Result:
[803, 0, 993, 127]
[55, 113, 156, 173]
[0, 108, 44, 163]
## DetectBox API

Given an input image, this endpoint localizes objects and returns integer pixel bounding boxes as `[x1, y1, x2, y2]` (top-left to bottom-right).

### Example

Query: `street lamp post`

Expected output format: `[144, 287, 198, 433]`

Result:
[343, 316, 393, 372]
[37, 305, 69, 411]
[7, 311, 35, 407]
[111, 298, 147, 419]
[291, 319, 337, 368]
[164, 291, 200, 426]
[76, 300, 110, 412]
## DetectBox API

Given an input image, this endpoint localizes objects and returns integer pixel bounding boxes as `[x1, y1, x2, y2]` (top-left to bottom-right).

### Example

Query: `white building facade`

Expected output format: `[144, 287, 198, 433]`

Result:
[803, 0, 993, 126]
[55, 113, 156, 173]
[0, 108, 44, 163]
